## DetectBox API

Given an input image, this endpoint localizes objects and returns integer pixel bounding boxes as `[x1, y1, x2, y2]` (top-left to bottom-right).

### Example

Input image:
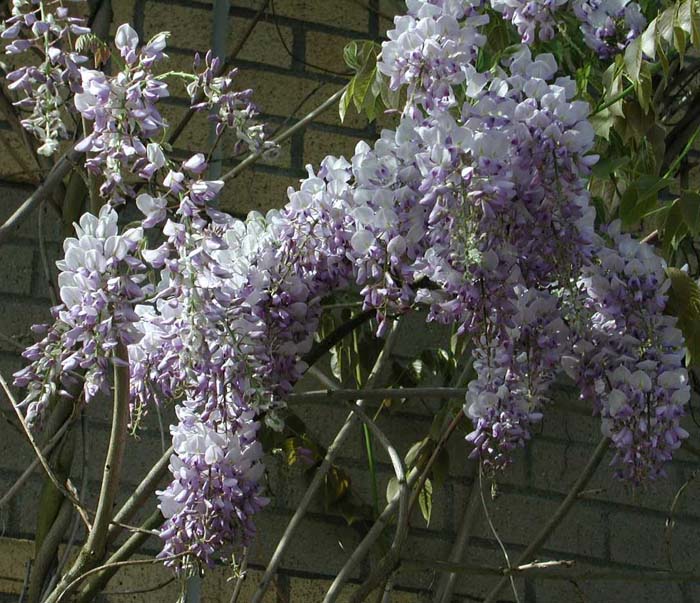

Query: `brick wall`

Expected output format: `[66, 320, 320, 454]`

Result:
[1, 2, 700, 602]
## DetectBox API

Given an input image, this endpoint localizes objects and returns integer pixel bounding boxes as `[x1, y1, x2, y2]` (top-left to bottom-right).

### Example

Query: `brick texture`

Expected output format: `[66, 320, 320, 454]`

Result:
[1, 2, 700, 603]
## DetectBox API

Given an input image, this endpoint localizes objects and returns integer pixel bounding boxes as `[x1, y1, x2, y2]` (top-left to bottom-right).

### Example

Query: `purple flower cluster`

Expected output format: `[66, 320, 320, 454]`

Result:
[2, 0, 89, 155]
[9, 0, 688, 576]
[565, 224, 689, 482]
[466, 288, 569, 468]
[489, 0, 568, 43]
[74, 24, 169, 203]
[188, 51, 275, 157]
[374, 0, 685, 473]
[572, 0, 646, 57]
[484, 0, 646, 55]
[14, 206, 147, 427]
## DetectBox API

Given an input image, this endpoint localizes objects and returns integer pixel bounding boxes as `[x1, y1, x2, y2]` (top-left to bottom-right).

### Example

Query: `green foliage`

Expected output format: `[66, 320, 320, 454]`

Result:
[618, 175, 672, 227]
[339, 40, 400, 123]
[418, 478, 433, 526]
[625, 0, 700, 82]
[666, 268, 700, 366]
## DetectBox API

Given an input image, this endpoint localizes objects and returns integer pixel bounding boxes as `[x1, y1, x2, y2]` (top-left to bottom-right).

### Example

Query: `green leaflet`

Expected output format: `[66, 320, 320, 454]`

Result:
[666, 268, 700, 367]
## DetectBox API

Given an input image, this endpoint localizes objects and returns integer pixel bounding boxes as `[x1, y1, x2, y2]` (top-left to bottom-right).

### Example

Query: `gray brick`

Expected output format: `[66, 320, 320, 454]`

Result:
[471, 492, 607, 559]
[450, 543, 526, 602]
[248, 510, 361, 577]
[577, 580, 685, 603]
[0, 299, 51, 352]
[0, 184, 63, 243]
[609, 511, 700, 570]
[0, 246, 33, 296]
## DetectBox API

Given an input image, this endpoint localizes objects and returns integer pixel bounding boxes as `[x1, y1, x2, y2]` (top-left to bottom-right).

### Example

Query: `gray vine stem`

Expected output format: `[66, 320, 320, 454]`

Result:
[481, 436, 610, 603]
[325, 408, 466, 603]
[285, 387, 468, 404]
[105, 444, 174, 547]
[250, 318, 403, 603]
[221, 86, 348, 182]
[75, 509, 164, 602]
[433, 469, 481, 603]
[0, 147, 81, 246]
[322, 402, 408, 603]
[404, 557, 700, 583]
[0, 371, 90, 527]
[44, 342, 131, 603]
[0, 412, 75, 510]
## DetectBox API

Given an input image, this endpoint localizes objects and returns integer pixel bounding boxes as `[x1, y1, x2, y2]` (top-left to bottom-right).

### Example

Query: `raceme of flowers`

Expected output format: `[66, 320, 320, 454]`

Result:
[10, 0, 689, 574]
[1, 0, 90, 155]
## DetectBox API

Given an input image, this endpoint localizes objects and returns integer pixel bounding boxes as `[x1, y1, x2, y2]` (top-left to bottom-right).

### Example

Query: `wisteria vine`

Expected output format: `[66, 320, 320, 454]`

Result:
[5, 0, 690, 577]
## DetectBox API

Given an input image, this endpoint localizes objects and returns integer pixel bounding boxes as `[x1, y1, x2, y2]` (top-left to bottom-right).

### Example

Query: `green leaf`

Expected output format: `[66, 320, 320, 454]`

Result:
[619, 175, 672, 227]
[386, 476, 400, 503]
[418, 478, 433, 526]
[591, 156, 630, 179]
[662, 199, 689, 254]
[624, 36, 643, 82]
[679, 191, 700, 235]
[405, 438, 430, 469]
[636, 62, 653, 113]
[665, 268, 700, 366]
[343, 41, 362, 71]
[431, 447, 449, 490]
[324, 465, 351, 510]
[352, 65, 376, 113]
[590, 109, 615, 140]
[339, 87, 351, 123]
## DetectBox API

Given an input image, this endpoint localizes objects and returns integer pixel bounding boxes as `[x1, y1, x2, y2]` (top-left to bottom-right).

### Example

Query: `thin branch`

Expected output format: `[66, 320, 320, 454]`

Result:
[221, 86, 348, 182]
[55, 552, 188, 603]
[0, 371, 90, 527]
[302, 309, 374, 368]
[325, 408, 466, 603]
[482, 437, 610, 603]
[229, 547, 249, 603]
[641, 230, 659, 245]
[103, 577, 175, 596]
[0, 411, 76, 510]
[105, 444, 173, 547]
[407, 409, 465, 518]
[404, 557, 700, 583]
[322, 403, 409, 603]
[0, 147, 81, 246]
[84, 343, 130, 553]
[664, 469, 698, 568]
[478, 464, 520, 603]
[286, 387, 468, 404]
[27, 497, 74, 603]
[166, 0, 271, 146]
[75, 509, 164, 603]
[433, 467, 480, 603]
[251, 318, 403, 603]
[43, 343, 131, 603]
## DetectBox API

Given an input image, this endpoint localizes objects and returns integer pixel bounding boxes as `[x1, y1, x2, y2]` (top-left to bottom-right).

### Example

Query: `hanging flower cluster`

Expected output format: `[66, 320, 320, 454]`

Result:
[572, 0, 647, 57]
[1, 0, 89, 155]
[14, 207, 147, 427]
[372, 0, 687, 480]
[188, 50, 275, 157]
[565, 223, 689, 481]
[73, 24, 170, 203]
[9, 0, 690, 573]
[485, 0, 646, 55]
